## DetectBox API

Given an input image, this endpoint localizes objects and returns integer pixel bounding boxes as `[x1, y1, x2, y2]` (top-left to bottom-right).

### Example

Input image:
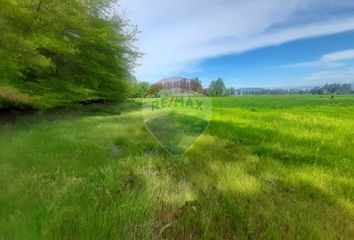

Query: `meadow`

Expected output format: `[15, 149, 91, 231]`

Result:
[0, 95, 353, 239]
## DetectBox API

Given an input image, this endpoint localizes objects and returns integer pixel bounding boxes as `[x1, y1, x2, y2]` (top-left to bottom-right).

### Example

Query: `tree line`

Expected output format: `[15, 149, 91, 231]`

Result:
[0, 0, 138, 110]
[130, 78, 353, 97]
[206, 79, 353, 96]
[309, 83, 353, 95]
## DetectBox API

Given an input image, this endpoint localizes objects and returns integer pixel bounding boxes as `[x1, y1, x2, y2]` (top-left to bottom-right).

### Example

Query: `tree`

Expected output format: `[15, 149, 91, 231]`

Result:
[228, 87, 236, 95]
[340, 83, 352, 93]
[208, 78, 226, 96]
[129, 81, 151, 98]
[0, 0, 138, 109]
[310, 87, 323, 95]
[309, 83, 353, 95]
[193, 77, 202, 85]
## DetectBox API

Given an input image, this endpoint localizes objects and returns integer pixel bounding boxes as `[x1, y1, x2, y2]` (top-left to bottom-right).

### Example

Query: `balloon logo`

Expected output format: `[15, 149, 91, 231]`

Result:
[142, 77, 212, 156]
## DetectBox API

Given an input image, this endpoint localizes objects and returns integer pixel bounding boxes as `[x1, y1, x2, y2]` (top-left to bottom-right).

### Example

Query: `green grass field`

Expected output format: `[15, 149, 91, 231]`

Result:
[1, 95, 353, 239]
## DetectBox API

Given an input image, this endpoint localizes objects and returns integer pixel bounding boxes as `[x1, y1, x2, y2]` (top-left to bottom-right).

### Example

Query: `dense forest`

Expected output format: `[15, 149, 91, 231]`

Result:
[0, 0, 138, 110]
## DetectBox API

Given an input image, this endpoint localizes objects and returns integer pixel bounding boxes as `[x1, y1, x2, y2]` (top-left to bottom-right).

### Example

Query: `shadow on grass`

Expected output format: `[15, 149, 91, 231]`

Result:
[155, 155, 353, 239]
[0, 100, 143, 135]
[0, 100, 141, 123]
[1, 98, 353, 239]
[151, 118, 353, 239]
[145, 113, 209, 156]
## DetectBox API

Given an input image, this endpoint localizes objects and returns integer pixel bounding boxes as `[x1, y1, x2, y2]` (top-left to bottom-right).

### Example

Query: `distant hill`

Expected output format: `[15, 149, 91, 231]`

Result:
[159, 76, 190, 83]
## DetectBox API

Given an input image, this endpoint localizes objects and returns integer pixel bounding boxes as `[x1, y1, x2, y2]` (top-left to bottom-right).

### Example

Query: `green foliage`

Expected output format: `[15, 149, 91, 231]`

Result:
[0, 0, 138, 109]
[228, 86, 236, 95]
[310, 83, 353, 94]
[208, 77, 227, 96]
[129, 81, 151, 98]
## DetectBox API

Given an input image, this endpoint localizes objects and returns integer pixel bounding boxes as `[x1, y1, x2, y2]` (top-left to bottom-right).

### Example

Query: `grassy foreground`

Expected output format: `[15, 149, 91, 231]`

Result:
[0, 95, 353, 239]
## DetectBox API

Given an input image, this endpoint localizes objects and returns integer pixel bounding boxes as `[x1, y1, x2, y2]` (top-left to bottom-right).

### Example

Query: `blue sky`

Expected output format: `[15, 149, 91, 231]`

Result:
[119, 0, 354, 88]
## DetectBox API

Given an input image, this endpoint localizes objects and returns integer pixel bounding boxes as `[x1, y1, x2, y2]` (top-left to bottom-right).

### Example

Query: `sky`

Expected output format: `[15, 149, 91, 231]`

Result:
[118, 0, 354, 88]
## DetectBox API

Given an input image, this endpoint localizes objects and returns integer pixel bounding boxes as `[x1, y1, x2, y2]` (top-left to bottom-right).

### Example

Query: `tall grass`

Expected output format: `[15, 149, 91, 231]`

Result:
[0, 96, 353, 239]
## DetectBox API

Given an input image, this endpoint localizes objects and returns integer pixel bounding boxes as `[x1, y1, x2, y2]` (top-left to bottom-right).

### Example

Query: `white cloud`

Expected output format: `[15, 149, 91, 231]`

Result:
[321, 49, 354, 62]
[302, 68, 354, 82]
[279, 49, 354, 84]
[118, 0, 354, 81]
[277, 49, 354, 68]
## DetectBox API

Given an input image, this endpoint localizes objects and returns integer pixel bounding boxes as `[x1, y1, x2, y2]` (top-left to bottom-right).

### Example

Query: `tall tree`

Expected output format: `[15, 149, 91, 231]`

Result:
[228, 87, 236, 95]
[129, 81, 151, 98]
[0, 0, 138, 108]
[208, 78, 226, 96]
